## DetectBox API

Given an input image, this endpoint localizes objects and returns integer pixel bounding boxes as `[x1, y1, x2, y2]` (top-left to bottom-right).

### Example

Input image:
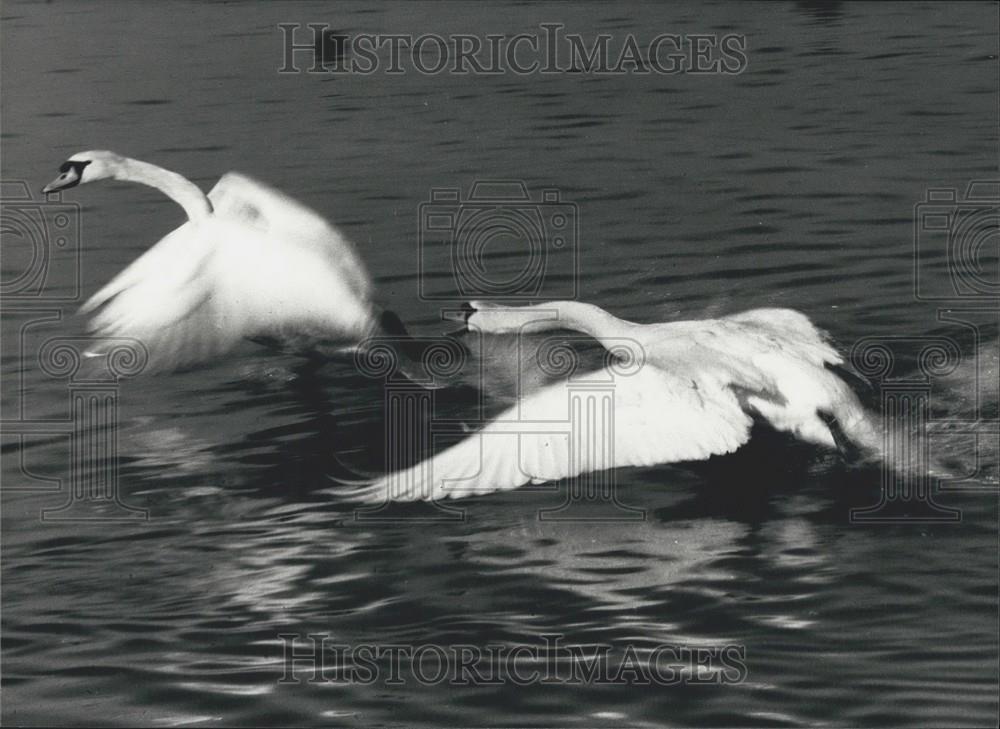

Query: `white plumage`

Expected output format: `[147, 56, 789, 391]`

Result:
[44, 151, 377, 370]
[43, 152, 885, 503]
[349, 301, 880, 503]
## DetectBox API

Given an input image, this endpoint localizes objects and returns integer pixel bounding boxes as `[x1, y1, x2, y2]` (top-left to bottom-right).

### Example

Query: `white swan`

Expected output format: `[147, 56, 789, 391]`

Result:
[347, 300, 882, 503]
[43, 151, 379, 370]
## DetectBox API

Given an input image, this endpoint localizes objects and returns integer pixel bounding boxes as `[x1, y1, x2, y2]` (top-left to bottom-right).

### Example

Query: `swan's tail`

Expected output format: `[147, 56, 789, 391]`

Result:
[821, 377, 963, 482]
[823, 399, 883, 462]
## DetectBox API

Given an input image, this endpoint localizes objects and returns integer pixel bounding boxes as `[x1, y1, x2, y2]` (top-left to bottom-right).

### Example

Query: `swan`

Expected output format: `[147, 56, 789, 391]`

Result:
[42, 150, 389, 370]
[345, 300, 883, 503]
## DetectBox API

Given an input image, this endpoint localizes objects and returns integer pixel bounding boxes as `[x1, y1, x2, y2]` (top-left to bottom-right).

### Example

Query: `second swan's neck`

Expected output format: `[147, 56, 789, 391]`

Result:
[113, 157, 213, 221]
[487, 300, 634, 343]
[546, 300, 633, 341]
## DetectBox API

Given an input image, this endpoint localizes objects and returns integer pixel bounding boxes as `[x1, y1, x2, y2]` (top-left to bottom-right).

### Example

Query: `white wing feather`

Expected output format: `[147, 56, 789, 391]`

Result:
[79, 173, 375, 369]
[206, 173, 372, 303]
[348, 363, 754, 503]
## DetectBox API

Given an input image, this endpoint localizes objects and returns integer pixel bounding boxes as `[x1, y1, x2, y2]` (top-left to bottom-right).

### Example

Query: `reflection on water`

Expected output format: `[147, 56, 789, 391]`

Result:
[2, 1, 997, 726]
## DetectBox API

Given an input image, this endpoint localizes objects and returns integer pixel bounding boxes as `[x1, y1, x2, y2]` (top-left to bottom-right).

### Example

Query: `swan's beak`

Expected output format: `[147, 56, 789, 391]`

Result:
[443, 302, 476, 335]
[443, 302, 476, 325]
[42, 167, 81, 194]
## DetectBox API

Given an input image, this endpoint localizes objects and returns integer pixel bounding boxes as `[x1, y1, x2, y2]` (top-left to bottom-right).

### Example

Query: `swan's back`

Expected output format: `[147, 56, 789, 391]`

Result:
[648, 308, 875, 450]
[725, 307, 841, 365]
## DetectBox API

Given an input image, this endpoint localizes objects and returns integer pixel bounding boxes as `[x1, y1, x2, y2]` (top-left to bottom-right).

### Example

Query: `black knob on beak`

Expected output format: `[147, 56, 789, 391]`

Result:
[444, 301, 477, 338]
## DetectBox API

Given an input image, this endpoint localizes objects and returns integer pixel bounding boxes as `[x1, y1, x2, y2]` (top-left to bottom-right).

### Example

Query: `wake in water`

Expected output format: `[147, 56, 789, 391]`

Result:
[927, 340, 999, 486]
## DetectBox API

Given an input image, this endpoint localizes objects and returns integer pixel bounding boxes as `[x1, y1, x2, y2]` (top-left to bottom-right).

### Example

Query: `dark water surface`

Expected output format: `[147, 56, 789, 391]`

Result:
[2, 1, 998, 726]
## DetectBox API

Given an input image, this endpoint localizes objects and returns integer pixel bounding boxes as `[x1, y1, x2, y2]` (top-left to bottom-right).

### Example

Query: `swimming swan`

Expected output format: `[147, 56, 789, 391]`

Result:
[346, 300, 883, 502]
[42, 151, 383, 370]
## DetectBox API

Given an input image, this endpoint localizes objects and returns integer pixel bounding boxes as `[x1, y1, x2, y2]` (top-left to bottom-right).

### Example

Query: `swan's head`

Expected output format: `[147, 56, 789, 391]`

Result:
[42, 150, 123, 193]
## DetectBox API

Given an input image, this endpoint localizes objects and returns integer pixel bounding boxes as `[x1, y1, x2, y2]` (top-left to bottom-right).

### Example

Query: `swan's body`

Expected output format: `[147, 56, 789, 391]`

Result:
[349, 301, 881, 503]
[44, 151, 378, 369]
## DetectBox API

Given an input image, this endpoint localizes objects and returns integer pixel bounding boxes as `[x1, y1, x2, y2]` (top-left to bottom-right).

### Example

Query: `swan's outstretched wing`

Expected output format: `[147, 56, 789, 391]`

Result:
[79, 174, 376, 370]
[344, 363, 754, 503]
[80, 225, 237, 368]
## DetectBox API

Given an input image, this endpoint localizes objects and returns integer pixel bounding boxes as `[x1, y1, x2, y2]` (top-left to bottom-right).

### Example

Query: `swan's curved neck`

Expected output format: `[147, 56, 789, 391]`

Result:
[549, 301, 630, 339]
[112, 157, 212, 221]
[488, 301, 634, 343]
